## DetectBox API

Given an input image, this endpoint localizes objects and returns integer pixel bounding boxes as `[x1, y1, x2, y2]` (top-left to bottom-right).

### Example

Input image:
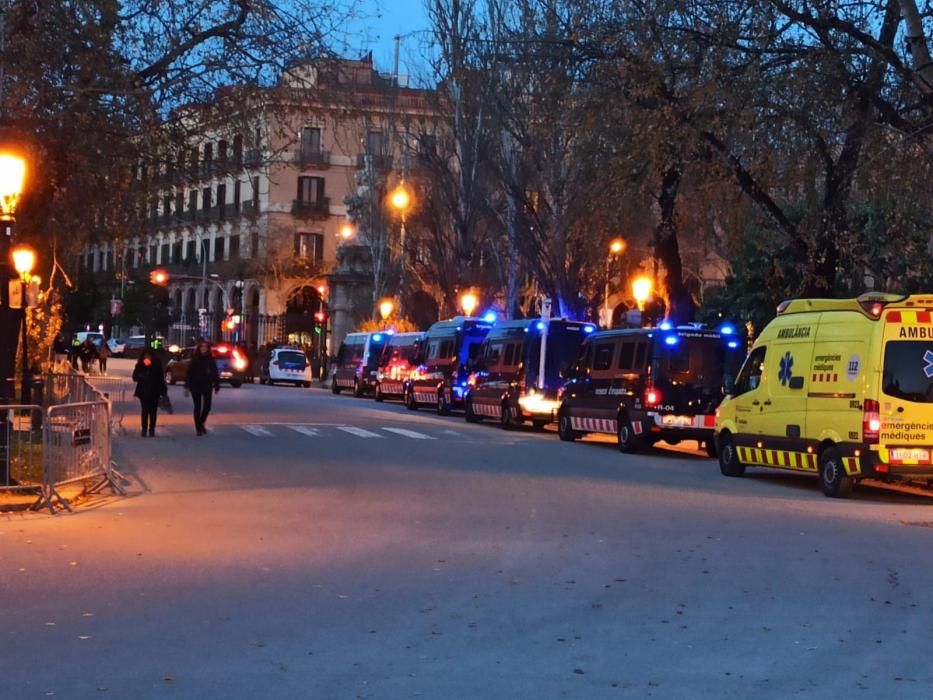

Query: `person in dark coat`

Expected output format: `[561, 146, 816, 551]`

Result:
[184, 340, 220, 436]
[132, 349, 167, 437]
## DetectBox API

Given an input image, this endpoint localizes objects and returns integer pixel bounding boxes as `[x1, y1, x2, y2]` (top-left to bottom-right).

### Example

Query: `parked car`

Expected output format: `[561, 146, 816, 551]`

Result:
[403, 316, 494, 414]
[165, 343, 247, 387]
[107, 337, 127, 356]
[75, 331, 105, 348]
[373, 332, 424, 402]
[465, 318, 595, 429]
[122, 335, 167, 359]
[259, 346, 313, 387]
[557, 323, 744, 454]
[332, 332, 390, 397]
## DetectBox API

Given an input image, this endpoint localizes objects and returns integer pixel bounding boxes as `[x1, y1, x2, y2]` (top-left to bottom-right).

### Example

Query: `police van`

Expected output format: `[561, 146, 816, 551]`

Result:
[716, 293, 933, 498]
[331, 332, 389, 397]
[374, 332, 423, 402]
[557, 324, 744, 453]
[404, 316, 493, 414]
[465, 318, 595, 429]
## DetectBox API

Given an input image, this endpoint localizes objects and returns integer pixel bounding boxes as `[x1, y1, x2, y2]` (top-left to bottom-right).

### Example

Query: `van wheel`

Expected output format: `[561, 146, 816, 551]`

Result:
[331, 378, 341, 394]
[374, 385, 385, 402]
[718, 433, 745, 477]
[437, 391, 451, 416]
[617, 416, 641, 454]
[405, 390, 419, 411]
[819, 447, 854, 498]
[704, 440, 717, 458]
[465, 397, 482, 423]
[353, 380, 365, 398]
[558, 412, 577, 442]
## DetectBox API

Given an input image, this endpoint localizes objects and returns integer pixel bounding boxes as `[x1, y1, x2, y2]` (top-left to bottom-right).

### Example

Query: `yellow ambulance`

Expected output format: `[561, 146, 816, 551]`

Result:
[715, 293, 933, 497]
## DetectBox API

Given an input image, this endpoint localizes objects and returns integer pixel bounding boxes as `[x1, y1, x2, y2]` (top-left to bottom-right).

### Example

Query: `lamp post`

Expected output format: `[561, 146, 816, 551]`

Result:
[12, 245, 34, 404]
[0, 152, 27, 405]
[603, 238, 626, 328]
[460, 290, 479, 317]
[389, 183, 412, 315]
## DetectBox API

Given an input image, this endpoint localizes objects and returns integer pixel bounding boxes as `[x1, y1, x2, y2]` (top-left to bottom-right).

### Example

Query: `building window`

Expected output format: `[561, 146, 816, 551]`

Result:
[203, 143, 213, 174]
[186, 240, 195, 260]
[252, 176, 260, 201]
[172, 242, 182, 263]
[216, 183, 226, 217]
[233, 134, 243, 166]
[162, 195, 172, 217]
[366, 130, 384, 155]
[175, 191, 184, 215]
[297, 176, 325, 204]
[295, 232, 324, 262]
[188, 148, 199, 178]
[161, 243, 170, 264]
[106, 250, 114, 271]
[188, 190, 198, 214]
[301, 126, 322, 154]
[202, 187, 211, 210]
[229, 235, 240, 259]
[215, 236, 225, 261]
[218, 139, 228, 164]
[234, 180, 241, 211]
[150, 244, 157, 262]
[135, 247, 144, 268]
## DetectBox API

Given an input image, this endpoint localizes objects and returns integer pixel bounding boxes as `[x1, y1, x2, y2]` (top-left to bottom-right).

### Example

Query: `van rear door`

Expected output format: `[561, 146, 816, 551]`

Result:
[653, 333, 743, 414]
[878, 311, 933, 464]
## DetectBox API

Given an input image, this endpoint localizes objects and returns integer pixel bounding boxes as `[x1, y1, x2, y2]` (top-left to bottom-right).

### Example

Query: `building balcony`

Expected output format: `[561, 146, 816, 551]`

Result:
[356, 153, 393, 171]
[291, 198, 330, 219]
[244, 149, 262, 167]
[241, 200, 259, 216]
[294, 148, 331, 168]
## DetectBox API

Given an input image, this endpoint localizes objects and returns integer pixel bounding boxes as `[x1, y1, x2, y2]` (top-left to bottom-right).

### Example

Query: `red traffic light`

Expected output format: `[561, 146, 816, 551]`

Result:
[149, 268, 169, 286]
[314, 311, 326, 322]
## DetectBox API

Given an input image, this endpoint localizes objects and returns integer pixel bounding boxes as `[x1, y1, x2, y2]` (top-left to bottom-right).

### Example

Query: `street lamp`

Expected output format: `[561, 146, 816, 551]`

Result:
[603, 238, 627, 328]
[460, 290, 479, 317]
[389, 182, 413, 315]
[11, 244, 34, 404]
[339, 222, 355, 241]
[379, 298, 395, 322]
[632, 275, 652, 311]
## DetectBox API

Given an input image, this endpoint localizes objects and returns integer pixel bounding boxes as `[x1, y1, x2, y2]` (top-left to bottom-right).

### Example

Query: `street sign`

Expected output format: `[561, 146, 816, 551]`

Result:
[110, 298, 124, 316]
[72, 428, 91, 447]
[8, 280, 21, 309]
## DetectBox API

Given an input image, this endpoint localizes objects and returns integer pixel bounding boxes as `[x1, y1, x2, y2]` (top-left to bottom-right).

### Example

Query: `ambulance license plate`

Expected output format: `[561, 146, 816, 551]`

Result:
[891, 448, 930, 462]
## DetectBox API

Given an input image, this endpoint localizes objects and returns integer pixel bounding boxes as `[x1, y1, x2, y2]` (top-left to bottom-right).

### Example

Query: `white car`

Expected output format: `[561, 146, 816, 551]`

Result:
[107, 337, 126, 356]
[259, 347, 313, 387]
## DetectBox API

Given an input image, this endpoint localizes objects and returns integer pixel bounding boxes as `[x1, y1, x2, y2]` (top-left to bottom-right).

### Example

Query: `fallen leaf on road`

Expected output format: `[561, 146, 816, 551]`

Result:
[82, 613, 94, 617]
[45, 622, 56, 626]
[573, 669, 585, 675]
[78, 636, 91, 640]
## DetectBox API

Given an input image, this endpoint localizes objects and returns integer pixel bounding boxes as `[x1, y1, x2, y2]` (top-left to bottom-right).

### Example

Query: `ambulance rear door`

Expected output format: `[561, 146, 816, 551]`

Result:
[877, 309, 933, 465]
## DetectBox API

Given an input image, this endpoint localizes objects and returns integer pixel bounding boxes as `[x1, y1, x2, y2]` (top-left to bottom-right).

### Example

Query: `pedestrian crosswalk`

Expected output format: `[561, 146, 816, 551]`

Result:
[139, 424, 467, 441]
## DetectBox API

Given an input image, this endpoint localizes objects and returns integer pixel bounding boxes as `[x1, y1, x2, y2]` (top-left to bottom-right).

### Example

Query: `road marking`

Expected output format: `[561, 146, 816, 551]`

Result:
[288, 425, 320, 438]
[241, 425, 274, 436]
[441, 429, 465, 437]
[381, 427, 435, 440]
[337, 426, 383, 439]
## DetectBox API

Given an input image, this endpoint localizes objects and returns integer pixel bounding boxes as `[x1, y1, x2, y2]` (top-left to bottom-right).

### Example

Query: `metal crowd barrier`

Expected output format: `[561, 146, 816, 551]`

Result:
[84, 375, 132, 431]
[0, 405, 46, 507]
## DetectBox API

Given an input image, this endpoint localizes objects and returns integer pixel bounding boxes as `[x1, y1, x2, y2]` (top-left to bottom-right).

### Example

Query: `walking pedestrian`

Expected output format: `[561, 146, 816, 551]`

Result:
[132, 349, 167, 437]
[184, 340, 220, 436]
[97, 340, 111, 375]
[52, 333, 68, 367]
[79, 338, 97, 373]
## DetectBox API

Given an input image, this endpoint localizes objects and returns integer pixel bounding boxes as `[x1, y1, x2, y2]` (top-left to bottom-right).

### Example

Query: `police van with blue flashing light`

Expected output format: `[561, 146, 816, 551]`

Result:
[556, 323, 745, 454]
[403, 315, 494, 414]
[374, 331, 424, 402]
[464, 318, 595, 429]
[332, 331, 390, 397]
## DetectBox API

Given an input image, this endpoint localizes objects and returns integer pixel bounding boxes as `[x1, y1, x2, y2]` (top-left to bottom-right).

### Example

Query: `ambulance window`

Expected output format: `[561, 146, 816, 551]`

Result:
[734, 347, 766, 395]
[882, 341, 933, 403]
[618, 342, 635, 370]
[593, 342, 615, 371]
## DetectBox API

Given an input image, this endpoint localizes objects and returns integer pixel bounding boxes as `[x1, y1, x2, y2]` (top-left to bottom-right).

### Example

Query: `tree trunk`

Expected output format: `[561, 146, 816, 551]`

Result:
[900, 0, 933, 95]
[653, 165, 696, 323]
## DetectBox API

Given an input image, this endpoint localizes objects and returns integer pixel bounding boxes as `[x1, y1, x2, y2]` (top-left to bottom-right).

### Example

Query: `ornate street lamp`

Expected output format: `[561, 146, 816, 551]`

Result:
[11, 244, 34, 404]
[603, 238, 627, 328]
[460, 290, 479, 317]
[379, 298, 395, 321]
[388, 182, 413, 315]
[0, 151, 27, 407]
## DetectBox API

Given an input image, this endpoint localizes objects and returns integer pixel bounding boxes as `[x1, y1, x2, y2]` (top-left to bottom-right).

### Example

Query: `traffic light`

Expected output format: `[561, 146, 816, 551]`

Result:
[314, 310, 326, 335]
[149, 268, 169, 286]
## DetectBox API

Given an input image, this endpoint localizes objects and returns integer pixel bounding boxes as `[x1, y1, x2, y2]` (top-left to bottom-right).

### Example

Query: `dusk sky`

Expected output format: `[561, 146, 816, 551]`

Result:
[340, 0, 434, 82]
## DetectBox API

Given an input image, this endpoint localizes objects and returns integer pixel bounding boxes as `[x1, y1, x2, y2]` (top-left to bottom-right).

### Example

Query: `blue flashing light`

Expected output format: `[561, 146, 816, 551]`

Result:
[483, 310, 498, 323]
[372, 333, 382, 342]
[721, 324, 735, 336]
[385, 329, 396, 335]
[664, 335, 679, 346]
[583, 325, 595, 334]
[727, 340, 740, 349]
[659, 320, 673, 331]
[536, 321, 545, 331]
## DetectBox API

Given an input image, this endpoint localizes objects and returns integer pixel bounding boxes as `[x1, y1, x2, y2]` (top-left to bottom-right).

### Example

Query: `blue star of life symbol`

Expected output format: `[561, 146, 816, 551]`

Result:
[924, 350, 933, 378]
[778, 351, 794, 386]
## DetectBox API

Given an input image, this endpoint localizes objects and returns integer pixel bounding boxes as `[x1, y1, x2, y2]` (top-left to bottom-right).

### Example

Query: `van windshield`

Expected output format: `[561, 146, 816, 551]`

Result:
[883, 341, 933, 403]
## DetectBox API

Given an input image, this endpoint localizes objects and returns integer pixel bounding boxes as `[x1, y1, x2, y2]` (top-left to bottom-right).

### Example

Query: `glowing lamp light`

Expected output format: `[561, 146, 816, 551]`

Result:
[11, 245, 35, 278]
[339, 223, 355, 240]
[727, 340, 740, 349]
[609, 238, 626, 255]
[373, 333, 383, 342]
[389, 184, 412, 212]
[460, 291, 479, 316]
[149, 268, 169, 286]
[0, 153, 27, 218]
[224, 319, 236, 331]
[379, 298, 395, 321]
[632, 276, 652, 307]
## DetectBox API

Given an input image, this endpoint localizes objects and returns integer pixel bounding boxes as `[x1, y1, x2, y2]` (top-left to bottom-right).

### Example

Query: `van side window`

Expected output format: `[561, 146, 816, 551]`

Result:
[504, 342, 523, 366]
[485, 342, 503, 368]
[440, 340, 454, 359]
[618, 342, 635, 370]
[734, 347, 766, 394]
[427, 341, 440, 360]
[633, 342, 647, 369]
[593, 342, 615, 371]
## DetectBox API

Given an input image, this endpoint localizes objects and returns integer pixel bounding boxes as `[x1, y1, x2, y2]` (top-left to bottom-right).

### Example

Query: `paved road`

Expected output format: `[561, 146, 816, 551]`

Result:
[4, 380, 933, 698]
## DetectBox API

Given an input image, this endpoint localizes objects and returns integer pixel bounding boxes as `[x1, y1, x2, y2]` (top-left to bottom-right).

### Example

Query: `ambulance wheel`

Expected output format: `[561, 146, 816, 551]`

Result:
[353, 380, 364, 398]
[331, 379, 341, 395]
[704, 440, 717, 458]
[557, 412, 577, 442]
[718, 433, 745, 477]
[405, 390, 419, 411]
[437, 391, 451, 416]
[617, 416, 641, 454]
[374, 385, 385, 402]
[819, 447, 854, 498]
[465, 397, 482, 423]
